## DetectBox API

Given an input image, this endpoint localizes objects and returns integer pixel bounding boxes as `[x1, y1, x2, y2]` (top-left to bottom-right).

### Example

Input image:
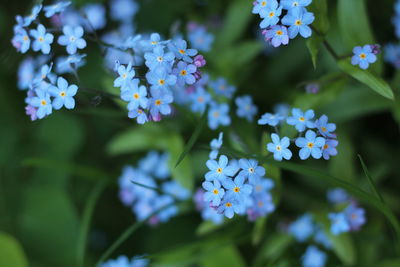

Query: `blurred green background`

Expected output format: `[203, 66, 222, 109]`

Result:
[1, 0, 400, 266]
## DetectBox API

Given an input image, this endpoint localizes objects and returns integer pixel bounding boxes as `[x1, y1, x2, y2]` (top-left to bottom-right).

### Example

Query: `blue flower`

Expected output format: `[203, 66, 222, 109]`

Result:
[327, 188, 349, 204]
[169, 39, 198, 63]
[314, 228, 332, 250]
[282, 7, 314, 39]
[202, 205, 224, 224]
[29, 89, 52, 119]
[351, 45, 377, 69]
[315, 115, 336, 138]
[120, 79, 148, 110]
[110, 0, 139, 22]
[203, 180, 225, 206]
[173, 61, 197, 86]
[43, 1, 71, 18]
[384, 43, 400, 69]
[23, 4, 42, 26]
[252, 0, 278, 15]
[190, 87, 211, 114]
[162, 181, 190, 200]
[17, 58, 35, 90]
[188, 26, 214, 52]
[114, 62, 136, 89]
[286, 108, 315, 132]
[149, 88, 173, 118]
[144, 46, 175, 71]
[258, 112, 285, 126]
[329, 212, 350, 235]
[288, 213, 315, 242]
[33, 64, 56, 89]
[223, 175, 252, 201]
[274, 103, 290, 117]
[259, 2, 282, 28]
[208, 103, 231, 130]
[30, 24, 54, 54]
[154, 195, 178, 223]
[82, 4, 106, 30]
[205, 155, 238, 182]
[251, 176, 274, 193]
[322, 139, 338, 160]
[281, 0, 312, 10]
[295, 130, 325, 160]
[56, 54, 87, 74]
[301, 246, 327, 267]
[218, 198, 243, 219]
[58, 26, 87, 55]
[146, 67, 177, 91]
[238, 159, 265, 182]
[101, 255, 149, 267]
[263, 25, 289, 47]
[267, 133, 292, 161]
[48, 77, 78, 110]
[13, 29, 30, 53]
[235, 95, 258, 122]
[209, 132, 223, 159]
[209, 78, 236, 98]
[128, 108, 148, 124]
[140, 33, 166, 51]
[248, 192, 275, 220]
[345, 204, 366, 231]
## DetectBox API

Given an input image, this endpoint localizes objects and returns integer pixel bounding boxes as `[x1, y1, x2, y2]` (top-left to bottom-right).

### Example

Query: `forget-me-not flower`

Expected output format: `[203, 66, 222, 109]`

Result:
[351, 45, 377, 70]
[282, 7, 314, 38]
[286, 108, 315, 132]
[49, 77, 78, 110]
[58, 26, 87, 54]
[30, 24, 54, 54]
[267, 133, 292, 161]
[205, 155, 238, 182]
[295, 130, 325, 160]
[202, 180, 225, 206]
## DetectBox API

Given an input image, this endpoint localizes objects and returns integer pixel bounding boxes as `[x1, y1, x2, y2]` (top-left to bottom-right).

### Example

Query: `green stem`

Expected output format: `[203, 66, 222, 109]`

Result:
[77, 180, 107, 267]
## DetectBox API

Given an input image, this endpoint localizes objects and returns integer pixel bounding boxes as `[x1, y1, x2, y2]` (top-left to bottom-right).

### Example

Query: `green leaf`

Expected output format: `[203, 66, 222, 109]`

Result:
[337, 0, 374, 49]
[252, 216, 268, 245]
[175, 110, 207, 168]
[196, 221, 224, 236]
[0, 233, 28, 267]
[260, 233, 293, 262]
[107, 124, 194, 189]
[215, 0, 253, 48]
[358, 155, 385, 203]
[201, 245, 245, 267]
[306, 35, 323, 69]
[18, 185, 79, 265]
[338, 60, 394, 100]
[308, 0, 329, 34]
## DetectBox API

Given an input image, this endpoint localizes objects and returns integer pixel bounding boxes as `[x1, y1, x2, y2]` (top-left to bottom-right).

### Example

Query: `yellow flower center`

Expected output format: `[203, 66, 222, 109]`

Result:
[213, 189, 219, 195]
[137, 109, 143, 114]
[158, 79, 165, 85]
[225, 202, 232, 207]
[299, 116, 305, 121]
[249, 167, 254, 173]
[179, 49, 185, 54]
[133, 93, 139, 99]
[122, 74, 127, 79]
[233, 187, 240, 193]
[261, 1, 266, 7]
[276, 145, 281, 151]
[151, 41, 158, 45]
[180, 70, 187, 76]
[295, 20, 302, 26]
[321, 126, 327, 132]
[213, 111, 219, 118]
[69, 36, 76, 42]
[258, 201, 264, 207]
[197, 96, 204, 103]
[157, 56, 163, 62]
[23, 35, 29, 41]
[216, 168, 222, 173]
[269, 12, 275, 18]
[155, 99, 162, 106]
[359, 53, 366, 59]
[307, 142, 314, 148]
[38, 37, 44, 42]
[41, 100, 47, 106]
[276, 30, 283, 36]
[323, 144, 329, 149]
[60, 92, 66, 97]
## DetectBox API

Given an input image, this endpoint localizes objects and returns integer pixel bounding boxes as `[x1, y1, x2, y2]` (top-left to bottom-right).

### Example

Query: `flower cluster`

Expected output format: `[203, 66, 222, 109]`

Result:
[259, 107, 339, 161]
[351, 44, 379, 70]
[12, 2, 89, 120]
[288, 214, 330, 267]
[195, 133, 275, 222]
[287, 188, 366, 267]
[118, 151, 190, 225]
[327, 188, 366, 235]
[384, 0, 400, 68]
[252, 0, 315, 47]
[101, 255, 148, 267]
[112, 34, 206, 123]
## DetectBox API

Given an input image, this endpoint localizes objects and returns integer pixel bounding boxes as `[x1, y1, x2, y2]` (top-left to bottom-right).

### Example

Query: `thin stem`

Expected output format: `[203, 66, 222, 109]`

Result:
[76, 180, 107, 267]
[310, 25, 339, 61]
[80, 87, 120, 99]
[95, 202, 183, 266]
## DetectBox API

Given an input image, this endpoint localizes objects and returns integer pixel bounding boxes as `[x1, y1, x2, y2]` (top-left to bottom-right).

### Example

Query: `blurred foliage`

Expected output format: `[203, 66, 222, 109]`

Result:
[1, 0, 400, 266]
